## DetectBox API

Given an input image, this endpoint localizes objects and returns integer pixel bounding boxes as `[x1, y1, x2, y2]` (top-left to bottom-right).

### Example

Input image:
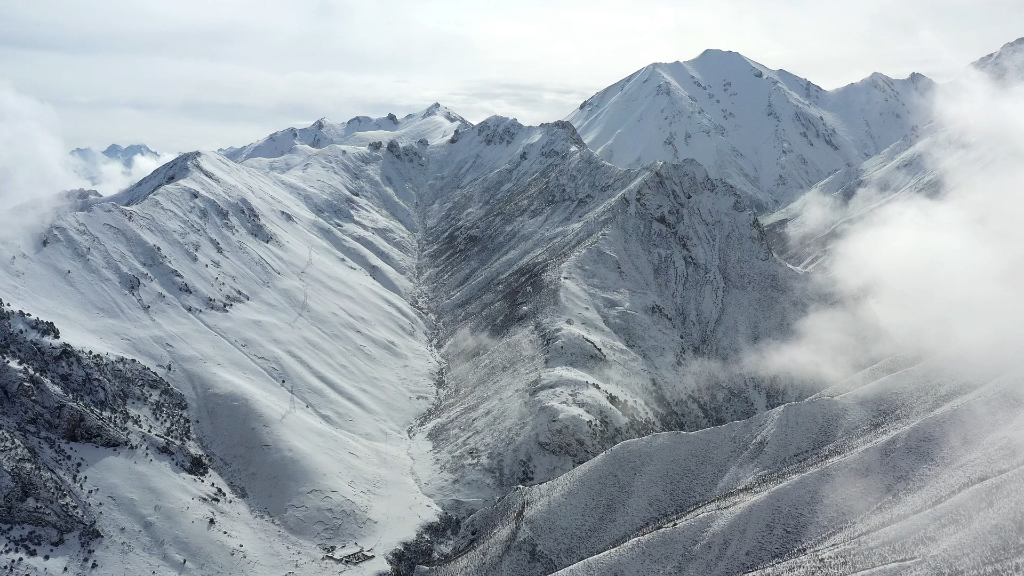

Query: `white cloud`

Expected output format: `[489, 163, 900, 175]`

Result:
[0, 85, 77, 210]
[70, 151, 177, 196]
[756, 67, 1024, 382]
[1, 1, 1020, 151]
[0, 84, 177, 239]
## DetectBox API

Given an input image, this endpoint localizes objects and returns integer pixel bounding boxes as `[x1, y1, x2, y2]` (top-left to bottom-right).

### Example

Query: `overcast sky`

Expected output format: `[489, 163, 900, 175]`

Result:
[1, 0, 1020, 152]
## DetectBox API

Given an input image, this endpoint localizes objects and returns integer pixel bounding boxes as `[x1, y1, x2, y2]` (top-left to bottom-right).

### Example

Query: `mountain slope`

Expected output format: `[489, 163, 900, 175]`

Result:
[973, 37, 1024, 84]
[412, 39, 1024, 576]
[0, 299, 215, 575]
[763, 37, 1024, 270]
[1, 138, 442, 574]
[0, 104, 811, 574]
[567, 50, 933, 211]
[760, 127, 936, 270]
[414, 118, 809, 504]
[422, 356, 1024, 576]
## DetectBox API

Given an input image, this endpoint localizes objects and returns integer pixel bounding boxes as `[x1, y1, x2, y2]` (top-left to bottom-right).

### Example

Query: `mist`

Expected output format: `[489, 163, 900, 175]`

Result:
[0, 85, 177, 238]
[69, 150, 177, 196]
[758, 65, 1024, 383]
[0, 85, 78, 211]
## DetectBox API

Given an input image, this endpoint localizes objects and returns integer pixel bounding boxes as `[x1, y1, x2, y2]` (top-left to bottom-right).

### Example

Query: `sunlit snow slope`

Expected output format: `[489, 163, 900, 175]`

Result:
[567, 49, 933, 211]
[0, 108, 468, 574]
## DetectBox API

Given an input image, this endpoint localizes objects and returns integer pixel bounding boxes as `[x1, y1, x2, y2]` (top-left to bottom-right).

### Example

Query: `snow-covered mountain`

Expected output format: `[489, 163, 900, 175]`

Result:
[69, 144, 160, 169]
[1, 298, 208, 562]
[2, 39, 1023, 576]
[760, 127, 935, 270]
[223, 103, 470, 164]
[422, 356, 1024, 576]
[413, 38, 1024, 576]
[1, 146, 440, 574]
[567, 50, 933, 211]
[0, 102, 811, 574]
[973, 37, 1024, 84]
[764, 37, 1024, 270]
[417, 119, 811, 505]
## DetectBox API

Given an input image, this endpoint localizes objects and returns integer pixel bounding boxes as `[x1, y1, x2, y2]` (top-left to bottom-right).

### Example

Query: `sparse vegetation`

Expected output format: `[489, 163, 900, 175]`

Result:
[385, 512, 462, 576]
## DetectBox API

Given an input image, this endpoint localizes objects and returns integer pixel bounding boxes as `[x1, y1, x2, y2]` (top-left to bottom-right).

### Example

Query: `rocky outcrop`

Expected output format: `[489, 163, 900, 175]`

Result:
[0, 299, 206, 543]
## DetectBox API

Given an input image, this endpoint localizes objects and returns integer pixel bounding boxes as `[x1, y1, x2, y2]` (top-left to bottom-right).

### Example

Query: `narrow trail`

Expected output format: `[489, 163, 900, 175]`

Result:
[289, 246, 314, 327]
[369, 426, 392, 553]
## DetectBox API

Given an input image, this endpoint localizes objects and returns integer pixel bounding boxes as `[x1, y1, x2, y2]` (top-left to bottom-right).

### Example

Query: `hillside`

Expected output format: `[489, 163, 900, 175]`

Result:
[422, 356, 1024, 576]
[0, 104, 808, 574]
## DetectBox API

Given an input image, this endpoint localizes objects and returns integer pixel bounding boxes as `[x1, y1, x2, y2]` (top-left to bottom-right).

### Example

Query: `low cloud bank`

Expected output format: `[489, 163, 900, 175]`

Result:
[0, 85, 78, 211]
[0, 85, 174, 236]
[69, 149, 176, 196]
[759, 66, 1024, 382]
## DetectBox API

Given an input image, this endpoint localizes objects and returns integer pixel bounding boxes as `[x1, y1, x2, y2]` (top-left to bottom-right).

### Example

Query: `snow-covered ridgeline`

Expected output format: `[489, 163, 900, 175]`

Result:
[568, 49, 933, 211]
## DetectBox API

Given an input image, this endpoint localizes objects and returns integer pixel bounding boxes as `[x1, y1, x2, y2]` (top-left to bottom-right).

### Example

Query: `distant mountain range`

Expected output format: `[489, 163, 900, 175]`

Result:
[68, 143, 162, 193]
[70, 143, 158, 168]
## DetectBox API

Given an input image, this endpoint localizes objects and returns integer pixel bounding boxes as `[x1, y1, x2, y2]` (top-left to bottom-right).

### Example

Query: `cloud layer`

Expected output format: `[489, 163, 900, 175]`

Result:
[0, 86, 175, 238]
[759, 67, 1024, 382]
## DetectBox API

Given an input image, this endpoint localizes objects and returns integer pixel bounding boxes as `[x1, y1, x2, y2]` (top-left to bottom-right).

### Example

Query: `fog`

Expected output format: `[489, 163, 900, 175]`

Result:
[757, 64, 1024, 382]
[0, 85, 77, 211]
[0, 85, 176, 237]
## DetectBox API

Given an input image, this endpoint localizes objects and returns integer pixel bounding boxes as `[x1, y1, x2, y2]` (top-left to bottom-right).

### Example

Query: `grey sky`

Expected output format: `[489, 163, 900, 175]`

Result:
[1, 0, 1020, 152]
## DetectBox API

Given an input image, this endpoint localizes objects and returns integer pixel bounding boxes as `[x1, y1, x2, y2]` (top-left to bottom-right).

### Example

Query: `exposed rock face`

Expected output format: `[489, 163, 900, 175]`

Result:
[0, 299, 205, 543]
[417, 121, 811, 496]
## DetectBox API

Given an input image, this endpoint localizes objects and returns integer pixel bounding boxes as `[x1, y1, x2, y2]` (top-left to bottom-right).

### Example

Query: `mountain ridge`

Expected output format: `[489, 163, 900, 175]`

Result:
[1, 38, 1022, 576]
[0, 101, 813, 574]
[567, 50, 933, 211]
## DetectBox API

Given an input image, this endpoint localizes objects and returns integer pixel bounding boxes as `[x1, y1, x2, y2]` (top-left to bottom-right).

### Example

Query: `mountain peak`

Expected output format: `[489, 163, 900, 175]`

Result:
[102, 143, 157, 161]
[107, 151, 203, 206]
[683, 48, 763, 76]
[422, 102, 470, 125]
[537, 119, 586, 149]
[691, 48, 750, 64]
[972, 37, 1024, 83]
[225, 105, 471, 163]
[567, 46, 935, 210]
